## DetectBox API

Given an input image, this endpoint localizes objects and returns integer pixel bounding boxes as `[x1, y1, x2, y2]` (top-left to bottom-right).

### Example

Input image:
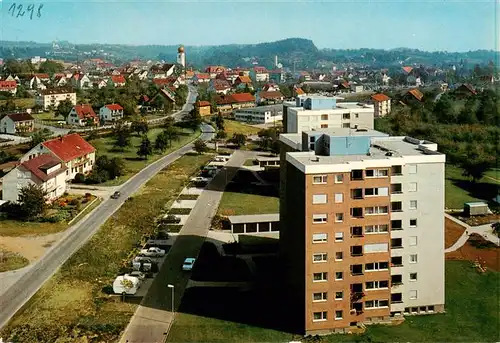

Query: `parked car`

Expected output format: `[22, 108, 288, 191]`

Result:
[182, 257, 196, 271]
[128, 271, 146, 280]
[112, 275, 141, 295]
[111, 191, 121, 199]
[139, 247, 166, 257]
[190, 176, 210, 183]
[215, 155, 230, 162]
[132, 257, 154, 271]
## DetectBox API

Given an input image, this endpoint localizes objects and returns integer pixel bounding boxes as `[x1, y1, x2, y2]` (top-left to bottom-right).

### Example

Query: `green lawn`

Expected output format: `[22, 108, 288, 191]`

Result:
[218, 192, 279, 216]
[167, 261, 499, 343]
[243, 159, 256, 166]
[445, 164, 499, 209]
[0, 98, 35, 109]
[0, 249, 29, 272]
[91, 127, 200, 185]
[223, 120, 260, 138]
[32, 112, 62, 121]
[0, 154, 213, 342]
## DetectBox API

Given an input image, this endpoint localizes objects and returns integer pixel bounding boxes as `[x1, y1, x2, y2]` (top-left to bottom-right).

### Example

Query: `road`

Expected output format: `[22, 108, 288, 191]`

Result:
[119, 151, 249, 343]
[0, 85, 211, 331]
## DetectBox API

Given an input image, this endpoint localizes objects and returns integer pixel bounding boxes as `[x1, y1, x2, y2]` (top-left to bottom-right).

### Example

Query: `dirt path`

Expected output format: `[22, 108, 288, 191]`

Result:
[0, 232, 65, 263]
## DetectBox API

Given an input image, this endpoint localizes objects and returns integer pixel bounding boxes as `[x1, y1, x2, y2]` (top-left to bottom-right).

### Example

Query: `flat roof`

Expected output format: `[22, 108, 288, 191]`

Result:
[465, 202, 488, 207]
[234, 104, 282, 113]
[304, 128, 388, 137]
[256, 156, 280, 162]
[228, 213, 279, 224]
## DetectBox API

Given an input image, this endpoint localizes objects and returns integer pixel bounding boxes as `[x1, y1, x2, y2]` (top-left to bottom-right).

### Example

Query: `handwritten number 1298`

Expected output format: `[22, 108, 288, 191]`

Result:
[8, 3, 44, 19]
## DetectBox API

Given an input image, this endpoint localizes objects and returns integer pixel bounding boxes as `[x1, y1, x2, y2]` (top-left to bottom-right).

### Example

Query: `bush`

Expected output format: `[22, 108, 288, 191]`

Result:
[69, 198, 80, 206]
[85, 192, 92, 198]
[162, 214, 181, 224]
[165, 224, 183, 232]
[73, 173, 86, 183]
[168, 208, 191, 215]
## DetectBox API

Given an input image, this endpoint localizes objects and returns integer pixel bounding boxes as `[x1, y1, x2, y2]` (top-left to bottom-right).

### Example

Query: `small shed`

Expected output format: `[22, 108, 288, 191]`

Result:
[228, 213, 280, 234]
[464, 202, 489, 217]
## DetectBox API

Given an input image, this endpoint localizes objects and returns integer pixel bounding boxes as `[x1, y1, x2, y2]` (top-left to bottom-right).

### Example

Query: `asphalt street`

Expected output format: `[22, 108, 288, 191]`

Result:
[118, 150, 249, 343]
[0, 85, 212, 330]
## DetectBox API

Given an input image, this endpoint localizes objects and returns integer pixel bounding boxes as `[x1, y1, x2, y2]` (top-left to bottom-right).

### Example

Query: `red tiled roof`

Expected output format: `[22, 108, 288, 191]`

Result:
[195, 73, 210, 79]
[34, 73, 50, 79]
[205, 66, 226, 73]
[253, 66, 267, 73]
[408, 88, 424, 101]
[229, 93, 255, 103]
[73, 104, 98, 120]
[197, 101, 211, 107]
[153, 78, 171, 86]
[258, 91, 284, 99]
[105, 104, 123, 111]
[111, 75, 126, 83]
[0, 80, 17, 89]
[402, 66, 413, 74]
[235, 75, 252, 84]
[20, 154, 66, 182]
[42, 133, 95, 162]
[371, 93, 390, 102]
[295, 87, 305, 95]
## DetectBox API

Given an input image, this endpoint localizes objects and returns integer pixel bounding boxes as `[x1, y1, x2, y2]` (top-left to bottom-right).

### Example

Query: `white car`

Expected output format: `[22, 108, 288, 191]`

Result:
[128, 271, 146, 280]
[182, 258, 196, 271]
[139, 247, 166, 257]
[190, 176, 210, 183]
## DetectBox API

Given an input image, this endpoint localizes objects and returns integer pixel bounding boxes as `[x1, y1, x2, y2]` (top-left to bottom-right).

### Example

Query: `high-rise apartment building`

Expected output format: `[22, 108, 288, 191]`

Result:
[279, 128, 445, 335]
[282, 95, 375, 134]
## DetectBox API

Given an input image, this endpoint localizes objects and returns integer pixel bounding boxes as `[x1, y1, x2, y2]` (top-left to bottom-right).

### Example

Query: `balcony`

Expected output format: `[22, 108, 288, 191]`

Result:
[350, 246, 363, 257]
[391, 220, 403, 231]
[351, 170, 363, 181]
[350, 302, 363, 315]
[351, 207, 363, 219]
[351, 226, 363, 237]
[391, 292, 403, 303]
[391, 166, 403, 176]
[351, 189, 363, 200]
[391, 202, 403, 212]
[350, 292, 365, 303]
[391, 275, 403, 287]
[391, 256, 403, 268]
[350, 264, 364, 276]
[391, 184, 403, 194]
[391, 238, 403, 249]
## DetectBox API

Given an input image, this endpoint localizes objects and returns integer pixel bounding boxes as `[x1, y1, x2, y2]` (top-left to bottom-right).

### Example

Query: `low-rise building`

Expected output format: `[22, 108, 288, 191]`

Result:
[215, 93, 256, 115]
[2, 154, 67, 202]
[256, 90, 284, 105]
[0, 113, 35, 134]
[234, 75, 254, 90]
[370, 94, 392, 117]
[67, 104, 99, 126]
[234, 104, 283, 124]
[21, 133, 96, 181]
[99, 104, 124, 122]
[196, 101, 211, 116]
[192, 73, 211, 84]
[250, 67, 269, 82]
[109, 75, 126, 87]
[0, 80, 17, 94]
[35, 88, 77, 110]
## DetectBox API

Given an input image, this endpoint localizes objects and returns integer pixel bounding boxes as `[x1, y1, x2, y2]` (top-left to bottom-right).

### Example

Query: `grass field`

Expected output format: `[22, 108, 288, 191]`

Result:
[0, 98, 35, 109]
[0, 154, 213, 342]
[223, 120, 260, 138]
[32, 112, 62, 121]
[445, 164, 499, 209]
[91, 127, 200, 185]
[167, 260, 499, 343]
[218, 192, 279, 216]
[0, 249, 29, 272]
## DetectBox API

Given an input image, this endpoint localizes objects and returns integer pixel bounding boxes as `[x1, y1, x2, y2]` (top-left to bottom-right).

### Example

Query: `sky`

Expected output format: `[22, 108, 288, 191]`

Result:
[0, 0, 499, 52]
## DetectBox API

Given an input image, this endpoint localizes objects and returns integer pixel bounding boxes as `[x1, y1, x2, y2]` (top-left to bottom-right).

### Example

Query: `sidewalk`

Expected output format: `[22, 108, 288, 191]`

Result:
[444, 213, 499, 253]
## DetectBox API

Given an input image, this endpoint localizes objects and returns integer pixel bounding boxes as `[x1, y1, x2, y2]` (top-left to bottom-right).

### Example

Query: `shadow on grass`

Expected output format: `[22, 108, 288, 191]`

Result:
[208, 168, 279, 198]
[449, 178, 499, 205]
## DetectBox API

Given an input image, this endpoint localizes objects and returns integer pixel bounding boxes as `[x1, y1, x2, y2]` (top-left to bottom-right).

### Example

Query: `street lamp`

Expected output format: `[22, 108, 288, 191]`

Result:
[167, 284, 174, 313]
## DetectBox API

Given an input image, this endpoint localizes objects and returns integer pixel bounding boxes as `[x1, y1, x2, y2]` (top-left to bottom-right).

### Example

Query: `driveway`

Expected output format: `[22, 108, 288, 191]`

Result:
[0, 87, 212, 330]
[118, 150, 250, 343]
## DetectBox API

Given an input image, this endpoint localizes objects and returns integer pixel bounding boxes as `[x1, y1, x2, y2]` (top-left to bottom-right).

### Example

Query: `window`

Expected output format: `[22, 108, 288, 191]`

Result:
[321, 114, 329, 120]
[342, 113, 350, 120]
[313, 253, 328, 263]
[409, 200, 418, 210]
[410, 219, 417, 227]
[335, 251, 343, 261]
[310, 136, 315, 143]
[351, 226, 363, 237]
[391, 293, 403, 303]
[391, 183, 402, 194]
[321, 124, 329, 128]
[391, 201, 403, 212]
[313, 311, 327, 322]
[391, 220, 403, 230]
[335, 291, 343, 300]
[342, 123, 351, 128]
[335, 174, 344, 183]
[365, 187, 389, 197]
[365, 169, 389, 178]
[365, 224, 389, 234]
[313, 272, 328, 282]
[391, 256, 403, 267]
[408, 182, 417, 192]
[351, 207, 363, 218]
[334, 193, 344, 203]
[351, 169, 363, 180]
[410, 273, 417, 281]
[409, 254, 418, 264]
[312, 233, 327, 243]
[364, 243, 388, 253]
[313, 214, 327, 224]
[365, 280, 389, 290]
[391, 238, 403, 249]
[408, 164, 417, 174]
[365, 261, 389, 271]
[335, 271, 343, 280]
[355, 113, 359, 118]
[352, 188, 363, 199]
[392, 165, 402, 175]
[351, 245, 363, 256]
[335, 213, 344, 222]
[313, 292, 327, 302]
[365, 206, 388, 215]
[351, 264, 363, 275]
[313, 194, 327, 204]
[409, 236, 418, 246]
[335, 310, 343, 320]
[335, 232, 344, 242]
[365, 300, 389, 309]
[313, 175, 327, 184]
[409, 290, 418, 300]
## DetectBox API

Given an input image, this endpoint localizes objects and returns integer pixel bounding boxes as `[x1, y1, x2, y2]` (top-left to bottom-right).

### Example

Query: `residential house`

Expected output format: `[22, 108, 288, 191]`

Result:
[99, 104, 124, 122]
[402, 88, 424, 104]
[205, 66, 226, 78]
[234, 104, 282, 124]
[2, 154, 67, 202]
[95, 79, 109, 89]
[152, 78, 172, 87]
[192, 73, 211, 84]
[336, 81, 351, 94]
[0, 113, 35, 134]
[28, 75, 47, 90]
[34, 73, 50, 82]
[233, 75, 254, 90]
[109, 75, 126, 87]
[21, 133, 96, 181]
[208, 79, 232, 94]
[36, 88, 77, 110]
[370, 93, 392, 117]
[0, 80, 17, 95]
[196, 101, 211, 116]
[149, 63, 175, 79]
[454, 84, 477, 98]
[67, 104, 99, 126]
[215, 92, 256, 115]
[268, 69, 285, 84]
[71, 73, 93, 89]
[263, 83, 280, 92]
[382, 73, 391, 85]
[256, 90, 284, 105]
[294, 87, 306, 97]
[53, 74, 68, 87]
[250, 67, 269, 82]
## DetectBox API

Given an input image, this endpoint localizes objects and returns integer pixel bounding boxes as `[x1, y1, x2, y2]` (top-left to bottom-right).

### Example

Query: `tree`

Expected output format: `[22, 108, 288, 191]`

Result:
[162, 116, 175, 129]
[18, 184, 47, 220]
[187, 109, 202, 132]
[215, 114, 225, 131]
[131, 120, 149, 136]
[216, 130, 227, 140]
[94, 156, 126, 180]
[137, 135, 153, 159]
[2, 99, 16, 112]
[55, 99, 74, 120]
[38, 60, 64, 73]
[193, 139, 208, 154]
[30, 129, 51, 148]
[113, 121, 131, 150]
[460, 144, 494, 183]
[163, 125, 179, 146]
[229, 133, 247, 148]
[154, 131, 170, 152]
